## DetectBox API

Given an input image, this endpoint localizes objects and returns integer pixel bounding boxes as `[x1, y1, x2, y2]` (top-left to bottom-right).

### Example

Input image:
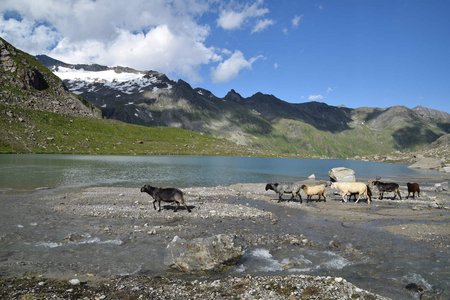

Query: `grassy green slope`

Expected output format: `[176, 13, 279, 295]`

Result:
[0, 104, 260, 156]
[251, 118, 402, 158]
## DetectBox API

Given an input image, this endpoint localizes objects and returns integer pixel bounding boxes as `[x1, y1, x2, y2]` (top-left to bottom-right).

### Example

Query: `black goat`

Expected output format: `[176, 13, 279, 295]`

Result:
[141, 185, 191, 212]
[371, 180, 402, 200]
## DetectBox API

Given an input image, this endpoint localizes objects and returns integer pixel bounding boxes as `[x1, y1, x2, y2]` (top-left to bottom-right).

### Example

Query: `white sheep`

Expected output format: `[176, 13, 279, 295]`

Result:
[301, 184, 326, 202]
[330, 182, 372, 204]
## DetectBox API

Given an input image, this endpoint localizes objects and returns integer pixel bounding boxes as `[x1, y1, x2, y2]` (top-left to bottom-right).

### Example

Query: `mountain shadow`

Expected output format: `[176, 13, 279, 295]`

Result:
[437, 122, 450, 133]
[293, 101, 353, 132]
[392, 125, 441, 149]
[233, 92, 352, 133]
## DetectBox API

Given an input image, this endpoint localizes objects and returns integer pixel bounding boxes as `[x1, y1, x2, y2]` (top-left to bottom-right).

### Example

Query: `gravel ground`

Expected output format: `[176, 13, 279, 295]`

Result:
[1, 181, 449, 299]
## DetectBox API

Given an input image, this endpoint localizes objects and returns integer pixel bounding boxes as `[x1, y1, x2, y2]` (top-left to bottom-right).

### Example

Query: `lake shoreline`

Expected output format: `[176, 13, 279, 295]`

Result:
[1, 181, 449, 299]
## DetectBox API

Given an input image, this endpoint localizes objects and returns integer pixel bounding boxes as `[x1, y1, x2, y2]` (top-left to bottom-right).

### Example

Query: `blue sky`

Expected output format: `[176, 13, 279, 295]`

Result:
[1, 0, 449, 112]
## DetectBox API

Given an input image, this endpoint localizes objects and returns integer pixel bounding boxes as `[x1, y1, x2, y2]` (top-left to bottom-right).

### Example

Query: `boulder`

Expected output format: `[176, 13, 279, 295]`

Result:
[164, 234, 245, 272]
[328, 167, 355, 182]
[409, 158, 443, 170]
[434, 182, 448, 192]
[441, 166, 450, 173]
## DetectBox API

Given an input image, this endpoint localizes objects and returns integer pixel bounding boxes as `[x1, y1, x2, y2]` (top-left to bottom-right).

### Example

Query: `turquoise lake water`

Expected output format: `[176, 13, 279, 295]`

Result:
[0, 154, 442, 191]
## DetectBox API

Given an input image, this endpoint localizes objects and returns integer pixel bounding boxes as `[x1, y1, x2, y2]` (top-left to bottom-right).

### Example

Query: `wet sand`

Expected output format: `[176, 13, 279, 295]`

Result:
[0, 181, 449, 299]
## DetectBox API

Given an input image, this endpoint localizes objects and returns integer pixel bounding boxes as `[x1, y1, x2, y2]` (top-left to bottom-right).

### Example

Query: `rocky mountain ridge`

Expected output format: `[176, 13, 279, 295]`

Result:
[35, 53, 449, 158]
[0, 38, 99, 118]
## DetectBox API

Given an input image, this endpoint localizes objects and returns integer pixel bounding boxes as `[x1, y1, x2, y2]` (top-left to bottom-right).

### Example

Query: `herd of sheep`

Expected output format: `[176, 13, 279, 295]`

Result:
[140, 180, 421, 212]
[265, 180, 420, 205]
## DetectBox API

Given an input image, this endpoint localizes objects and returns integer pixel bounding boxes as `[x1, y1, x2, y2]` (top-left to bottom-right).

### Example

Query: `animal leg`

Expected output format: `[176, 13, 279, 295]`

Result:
[278, 193, 283, 203]
[342, 193, 348, 203]
[158, 200, 162, 212]
[153, 200, 158, 210]
[397, 189, 402, 200]
[355, 193, 361, 204]
[174, 201, 180, 212]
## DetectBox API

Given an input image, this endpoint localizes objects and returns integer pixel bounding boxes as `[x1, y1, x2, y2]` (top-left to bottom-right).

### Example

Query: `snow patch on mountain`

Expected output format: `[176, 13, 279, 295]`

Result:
[54, 66, 144, 82]
[52, 66, 172, 95]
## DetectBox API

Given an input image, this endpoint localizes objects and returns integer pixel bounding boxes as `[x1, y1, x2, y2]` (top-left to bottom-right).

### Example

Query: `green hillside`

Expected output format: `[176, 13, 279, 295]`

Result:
[0, 104, 260, 156]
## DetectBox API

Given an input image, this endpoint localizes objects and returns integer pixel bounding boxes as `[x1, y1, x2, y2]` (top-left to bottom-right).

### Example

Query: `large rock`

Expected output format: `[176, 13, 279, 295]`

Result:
[164, 234, 245, 272]
[409, 158, 443, 170]
[328, 167, 356, 182]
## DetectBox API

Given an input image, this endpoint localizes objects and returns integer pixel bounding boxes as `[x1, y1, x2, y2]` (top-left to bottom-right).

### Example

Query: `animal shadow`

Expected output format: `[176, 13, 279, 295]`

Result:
[161, 204, 196, 212]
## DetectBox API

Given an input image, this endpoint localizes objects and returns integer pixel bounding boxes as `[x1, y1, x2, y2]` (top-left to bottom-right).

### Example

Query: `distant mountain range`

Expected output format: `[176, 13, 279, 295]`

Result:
[34, 54, 450, 157]
[1, 35, 448, 158]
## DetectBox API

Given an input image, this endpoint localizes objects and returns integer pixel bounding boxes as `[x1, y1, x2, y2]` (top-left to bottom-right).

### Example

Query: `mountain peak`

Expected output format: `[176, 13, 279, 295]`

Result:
[224, 89, 244, 102]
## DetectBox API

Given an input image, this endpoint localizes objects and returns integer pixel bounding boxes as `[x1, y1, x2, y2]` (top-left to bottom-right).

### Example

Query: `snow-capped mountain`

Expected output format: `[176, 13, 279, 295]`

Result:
[36, 55, 270, 143]
[36, 55, 450, 155]
[37, 55, 180, 125]
[53, 66, 173, 95]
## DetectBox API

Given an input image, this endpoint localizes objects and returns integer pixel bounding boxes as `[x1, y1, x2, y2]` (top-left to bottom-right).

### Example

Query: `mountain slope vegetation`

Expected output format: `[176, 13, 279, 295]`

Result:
[34, 54, 450, 158]
[1, 37, 448, 158]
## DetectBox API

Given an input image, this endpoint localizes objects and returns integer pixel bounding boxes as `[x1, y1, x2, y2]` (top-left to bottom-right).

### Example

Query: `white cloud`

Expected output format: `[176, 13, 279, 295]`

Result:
[217, 0, 269, 30]
[291, 15, 302, 28]
[211, 50, 263, 83]
[326, 87, 333, 93]
[273, 62, 278, 69]
[308, 94, 324, 101]
[252, 18, 274, 33]
[0, 0, 221, 82]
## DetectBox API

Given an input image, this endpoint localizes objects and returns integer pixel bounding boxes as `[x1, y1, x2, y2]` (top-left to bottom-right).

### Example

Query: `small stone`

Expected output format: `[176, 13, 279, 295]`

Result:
[69, 278, 80, 286]
[334, 277, 343, 283]
[37, 281, 45, 286]
[289, 238, 299, 245]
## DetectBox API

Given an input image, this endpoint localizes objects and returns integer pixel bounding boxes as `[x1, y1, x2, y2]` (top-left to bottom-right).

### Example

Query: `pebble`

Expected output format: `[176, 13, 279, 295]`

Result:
[334, 277, 343, 283]
[69, 278, 80, 286]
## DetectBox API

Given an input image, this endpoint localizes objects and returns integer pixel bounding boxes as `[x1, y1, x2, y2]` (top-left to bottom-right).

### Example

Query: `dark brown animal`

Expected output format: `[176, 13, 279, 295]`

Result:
[406, 182, 420, 199]
[141, 185, 191, 212]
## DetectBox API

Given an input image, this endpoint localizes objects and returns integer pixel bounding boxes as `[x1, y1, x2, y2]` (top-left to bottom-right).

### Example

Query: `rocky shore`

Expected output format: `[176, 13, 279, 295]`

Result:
[355, 134, 450, 173]
[0, 182, 449, 299]
[0, 274, 388, 300]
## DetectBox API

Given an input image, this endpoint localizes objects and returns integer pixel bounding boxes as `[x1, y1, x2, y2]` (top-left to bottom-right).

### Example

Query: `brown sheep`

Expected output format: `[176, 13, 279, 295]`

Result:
[406, 182, 420, 199]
